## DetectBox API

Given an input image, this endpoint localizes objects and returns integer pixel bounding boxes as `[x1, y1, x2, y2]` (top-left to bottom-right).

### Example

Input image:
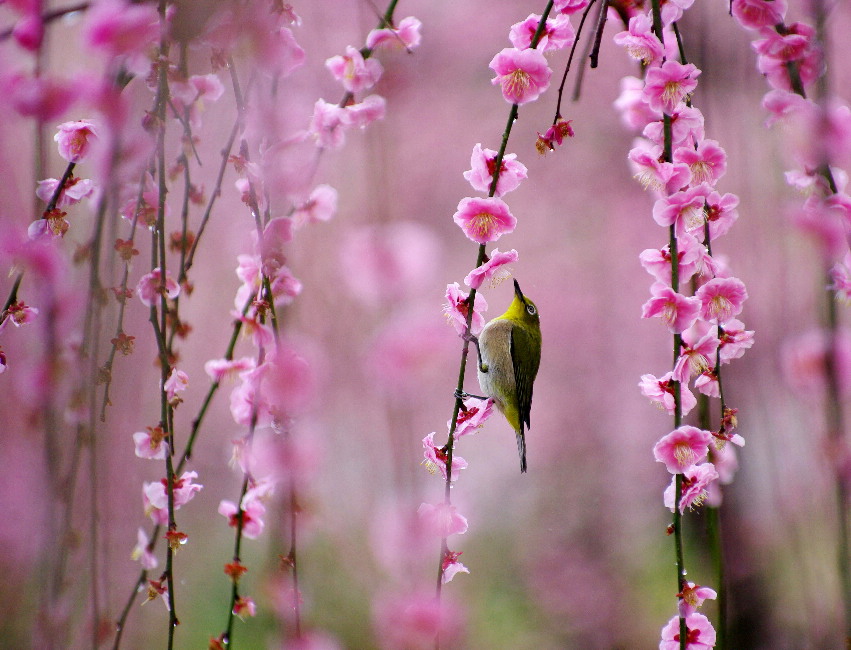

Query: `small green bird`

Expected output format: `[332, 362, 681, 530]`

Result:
[473, 279, 542, 473]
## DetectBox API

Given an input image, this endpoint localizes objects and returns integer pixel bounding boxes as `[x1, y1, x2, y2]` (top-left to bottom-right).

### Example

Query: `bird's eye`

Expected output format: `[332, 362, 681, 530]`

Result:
[526, 304, 537, 316]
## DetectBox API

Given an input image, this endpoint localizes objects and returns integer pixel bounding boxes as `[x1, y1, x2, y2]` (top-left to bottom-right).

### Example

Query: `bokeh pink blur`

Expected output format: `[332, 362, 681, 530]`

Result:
[1, 0, 850, 648]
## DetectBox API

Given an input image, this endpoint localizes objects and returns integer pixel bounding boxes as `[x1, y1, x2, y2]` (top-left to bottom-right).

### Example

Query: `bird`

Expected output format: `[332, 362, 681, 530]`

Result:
[468, 279, 541, 473]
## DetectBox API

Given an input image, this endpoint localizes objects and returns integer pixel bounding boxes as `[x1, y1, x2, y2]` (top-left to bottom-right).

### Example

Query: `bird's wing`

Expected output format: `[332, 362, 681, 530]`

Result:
[510, 324, 539, 430]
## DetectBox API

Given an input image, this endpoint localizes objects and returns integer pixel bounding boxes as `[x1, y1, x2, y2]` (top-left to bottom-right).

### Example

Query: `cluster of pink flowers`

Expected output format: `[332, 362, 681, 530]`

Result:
[308, 17, 421, 149]
[614, 4, 755, 644]
[729, 2, 851, 397]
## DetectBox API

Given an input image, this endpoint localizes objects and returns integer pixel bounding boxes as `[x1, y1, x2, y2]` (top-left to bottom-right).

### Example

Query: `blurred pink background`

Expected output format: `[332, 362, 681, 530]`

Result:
[1, 0, 850, 647]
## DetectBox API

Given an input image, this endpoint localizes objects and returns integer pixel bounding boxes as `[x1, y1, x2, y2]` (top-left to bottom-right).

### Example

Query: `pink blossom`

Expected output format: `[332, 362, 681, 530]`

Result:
[83, 0, 160, 75]
[628, 141, 691, 194]
[664, 463, 719, 513]
[679, 582, 718, 617]
[509, 13, 575, 52]
[54, 120, 97, 163]
[792, 195, 851, 260]
[170, 74, 225, 130]
[673, 139, 727, 187]
[731, 0, 787, 30]
[4, 301, 38, 327]
[762, 89, 814, 127]
[417, 502, 468, 537]
[441, 550, 469, 584]
[4, 72, 79, 120]
[136, 268, 180, 307]
[344, 94, 386, 129]
[464, 249, 519, 290]
[372, 592, 465, 650]
[830, 253, 851, 304]
[644, 105, 705, 147]
[133, 427, 167, 460]
[553, 0, 590, 14]
[144, 471, 202, 523]
[233, 596, 257, 620]
[204, 357, 255, 383]
[422, 432, 467, 481]
[757, 35, 821, 93]
[12, 11, 44, 51]
[293, 185, 337, 228]
[643, 61, 701, 114]
[704, 191, 740, 240]
[444, 282, 488, 336]
[325, 46, 383, 94]
[661, 0, 696, 26]
[453, 196, 517, 244]
[786, 166, 847, 197]
[131, 527, 158, 570]
[614, 14, 664, 66]
[673, 329, 719, 383]
[639, 232, 703, 285]
[453, 397, 494, 438]
[652, 184, 711, 235]
[753, 22, 814, 63]
[164, 368, 188, 402]
[694, 370, 720, 397]
[660, 612, 716, 649]
[653, 425, 712, 474]
[718, 318, 755, 362]
[219, 493, 266, 540]
[489, 47, 552, 105]
[614, 76, 661, 131]
[308, 99, 351, 149]
[366, 16, 422, 51]
[639, 372, 698, 416]
[463, 143, 528, 197]
[782, 328, 851, 396]
[36, 177, 95, 208]
[641, 283, 701, 333]
[695, 277, 748, 324]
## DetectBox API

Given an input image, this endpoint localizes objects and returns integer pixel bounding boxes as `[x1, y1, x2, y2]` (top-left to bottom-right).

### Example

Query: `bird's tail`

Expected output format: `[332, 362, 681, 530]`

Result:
[516, 429, 527, 473]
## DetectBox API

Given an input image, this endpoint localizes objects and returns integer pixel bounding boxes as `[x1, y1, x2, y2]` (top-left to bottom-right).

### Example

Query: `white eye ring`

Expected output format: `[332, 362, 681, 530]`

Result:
[526, 304, 537, 316]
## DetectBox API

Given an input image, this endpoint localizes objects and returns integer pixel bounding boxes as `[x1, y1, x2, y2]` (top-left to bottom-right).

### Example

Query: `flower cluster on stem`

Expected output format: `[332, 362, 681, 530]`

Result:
[614, 1, 754, 645]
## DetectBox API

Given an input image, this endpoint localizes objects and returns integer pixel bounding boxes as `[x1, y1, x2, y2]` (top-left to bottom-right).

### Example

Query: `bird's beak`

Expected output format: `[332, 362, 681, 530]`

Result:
[513, 279, 525, 302]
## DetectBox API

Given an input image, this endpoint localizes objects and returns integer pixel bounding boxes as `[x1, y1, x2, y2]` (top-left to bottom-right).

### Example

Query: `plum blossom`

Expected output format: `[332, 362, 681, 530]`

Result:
[704, 191, 740, 240]
[232, 596, 257, 620]
[82, 0, 160, 75]
[695, 277, 748, 323]
[653, 425, 712, 474]
[678, 583, 718, 617]
[489, 48, 551, 105]
[164, 368, 188, 403]
[452, 197, 516, 244]
[441, 550, 469, 584]
[219, 493, 266, 540]
[643, 61, 701, 114]
[133, 426, 167, 460]
[509, 13, 575, 52]
[464, 249, 518, 290]
[143, 471, 203, 524]
[204, 357, 255, 383]
[292, 184, 337, 228]
[3, 301, 38, 327]
[444, 283, 488, 336]
[131, 527, 158, 569]
[639, 232, 704, 285]
[613, 14, 664, 66]
[641, 283, 701, 333]
[417, 502, 468, 537]
[652, 184, 711, 234]
[325, 46, 383, 94]
[660, 612, 716, 649]
[463, 143, 527, 197]
[673, 139, 727, 187]
[453, 397, 494, 438]
[366, 16, 422, 51]
[643, 105, 705, 146]
[629, 141, 691, 194]
[615, 76, 661, 131]
[731, 0, 787, 30]
[664, 463, 719, 513]
[136, 268, 180, 307]
[54, 120, 97, 163]
[673, 329, 719, 383]
[639, 372, 698, 416]
[422, 432, 467, 481]
[718, 318, 755, 362]
[36, 176, 95, 208]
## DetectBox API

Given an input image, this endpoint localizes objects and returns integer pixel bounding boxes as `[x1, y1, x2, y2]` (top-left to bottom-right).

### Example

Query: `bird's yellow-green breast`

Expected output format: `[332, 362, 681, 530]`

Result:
[476, 279, 541, 472]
